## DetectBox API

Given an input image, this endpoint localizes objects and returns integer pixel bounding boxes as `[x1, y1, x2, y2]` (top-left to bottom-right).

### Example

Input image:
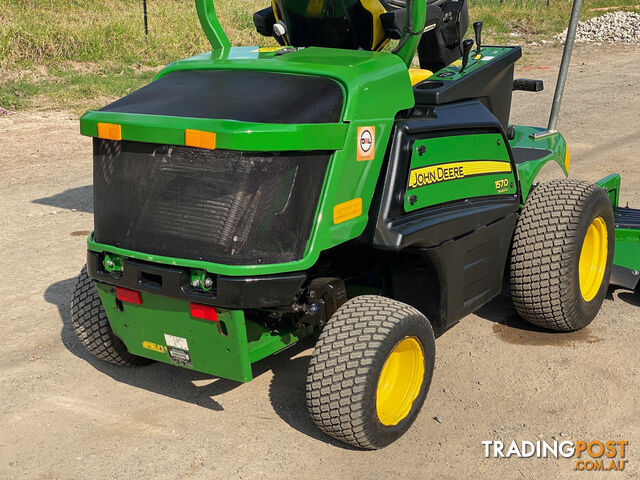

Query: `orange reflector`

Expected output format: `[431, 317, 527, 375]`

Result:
[333, 198, 363, 224]
[185, 129, 216, 150]
[190, 303, 218, 322]
[115, 287, 142, 305]
[97, 122, 122, 140]
[564, 145, 571, 172]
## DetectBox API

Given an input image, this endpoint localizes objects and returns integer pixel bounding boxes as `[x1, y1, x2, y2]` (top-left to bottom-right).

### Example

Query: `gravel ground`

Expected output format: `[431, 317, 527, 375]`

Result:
[555, 11, 640, 45]
[0, 44, 639, 479]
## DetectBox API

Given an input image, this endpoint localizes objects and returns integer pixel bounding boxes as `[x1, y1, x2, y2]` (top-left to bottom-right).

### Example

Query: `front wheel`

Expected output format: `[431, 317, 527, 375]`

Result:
[306, 295, 435, 449]
[510, 179, 615, 331]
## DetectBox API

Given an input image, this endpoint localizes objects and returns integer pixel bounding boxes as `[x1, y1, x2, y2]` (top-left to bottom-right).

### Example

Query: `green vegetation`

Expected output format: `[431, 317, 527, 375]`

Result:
[1, 65, 158, 110]
[1, 0, 638, 112]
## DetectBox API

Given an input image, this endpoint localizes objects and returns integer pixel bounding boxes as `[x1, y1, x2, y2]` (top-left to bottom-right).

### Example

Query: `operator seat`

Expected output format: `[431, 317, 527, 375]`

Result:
[254, 1, 439, 84]
[258, 0, 390, 51]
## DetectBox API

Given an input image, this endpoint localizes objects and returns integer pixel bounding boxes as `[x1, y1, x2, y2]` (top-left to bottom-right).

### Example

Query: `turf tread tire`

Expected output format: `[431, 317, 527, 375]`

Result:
[509, 179, 614, 331]
[71, 265, 151, 366]
[306, 295, 435, 449]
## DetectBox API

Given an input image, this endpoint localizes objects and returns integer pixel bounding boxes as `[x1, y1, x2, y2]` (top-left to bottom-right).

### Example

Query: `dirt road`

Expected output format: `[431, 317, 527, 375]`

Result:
[1, 44, 639, 479]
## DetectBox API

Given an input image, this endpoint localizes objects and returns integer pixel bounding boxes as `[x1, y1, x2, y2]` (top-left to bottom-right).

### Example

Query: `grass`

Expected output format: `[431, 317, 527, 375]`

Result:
[1, 0, 639, 112]
[1, 65, 158, 110]
[0, 0, 265, 68]
[1, 0, 264, 112]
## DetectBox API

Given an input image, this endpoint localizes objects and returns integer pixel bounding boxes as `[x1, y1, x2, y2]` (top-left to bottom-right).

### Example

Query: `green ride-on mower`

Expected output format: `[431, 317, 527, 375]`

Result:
[71, 0, 640, 449]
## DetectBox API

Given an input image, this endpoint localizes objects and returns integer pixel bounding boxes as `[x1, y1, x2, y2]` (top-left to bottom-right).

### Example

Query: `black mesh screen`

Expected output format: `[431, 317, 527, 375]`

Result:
[93, 140, 330, 265]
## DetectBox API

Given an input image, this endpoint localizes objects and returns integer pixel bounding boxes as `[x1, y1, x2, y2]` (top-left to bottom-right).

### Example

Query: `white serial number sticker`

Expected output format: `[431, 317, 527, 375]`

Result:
[164, 334, 189, 350]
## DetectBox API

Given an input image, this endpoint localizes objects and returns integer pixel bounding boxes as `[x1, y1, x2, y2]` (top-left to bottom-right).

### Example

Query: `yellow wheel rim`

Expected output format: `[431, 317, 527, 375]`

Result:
[578, 216, 608, 302]
[376, 336, 425, 426]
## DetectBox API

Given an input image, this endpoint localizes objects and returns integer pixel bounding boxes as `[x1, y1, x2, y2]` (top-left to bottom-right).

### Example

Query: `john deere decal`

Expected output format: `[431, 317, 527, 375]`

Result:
[408, 160, 512, 189]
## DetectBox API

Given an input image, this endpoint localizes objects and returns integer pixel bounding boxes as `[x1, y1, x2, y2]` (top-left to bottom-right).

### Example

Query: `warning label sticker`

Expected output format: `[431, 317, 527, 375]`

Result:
[251, 46, 283, 53]
[164, 334, 188, 351]
[142, 341, 166, 353]
[357, 126, 375, 161]
[167, 347, 192, 367]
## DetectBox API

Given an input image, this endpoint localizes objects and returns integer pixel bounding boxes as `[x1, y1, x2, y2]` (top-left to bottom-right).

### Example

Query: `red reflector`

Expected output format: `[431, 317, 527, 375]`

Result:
[190, 303, 218, 322]
[115, 287, 142, 305]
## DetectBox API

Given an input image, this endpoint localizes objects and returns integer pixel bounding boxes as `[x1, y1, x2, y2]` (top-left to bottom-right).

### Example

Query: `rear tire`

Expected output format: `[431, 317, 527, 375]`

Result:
[306, 295, 435, 449]
[510, 179, 614, 331]
[71, 265, 151, 366]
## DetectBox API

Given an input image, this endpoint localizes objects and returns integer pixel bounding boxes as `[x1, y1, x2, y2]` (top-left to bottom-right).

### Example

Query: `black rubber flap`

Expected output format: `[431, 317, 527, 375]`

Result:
[93, 139, 330, 265]
[99, 70, 344, 124]
[512, 147, 552, 164]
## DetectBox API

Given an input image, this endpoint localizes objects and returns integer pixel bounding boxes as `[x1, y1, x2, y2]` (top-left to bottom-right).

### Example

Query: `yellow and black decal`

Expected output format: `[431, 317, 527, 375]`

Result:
[408, 160, 512, 190]
[494, 177, 511, 193]
[142, 341, 166, 353]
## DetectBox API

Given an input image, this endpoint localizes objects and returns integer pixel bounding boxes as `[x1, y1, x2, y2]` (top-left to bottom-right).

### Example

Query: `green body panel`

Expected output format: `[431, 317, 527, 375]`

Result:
[96, 282, 252, 381]
[404, 133, 516, 212]
[509, 125, 568, 201]
[614, 228, 640, 271]
[595, 174, 638, 271]
[95, 283, 313, 381]
[80, 46, 415, 151]
[246, 322, 314, 363]
[88, 233, 300, 275]
[80, 111, 348, 152]
[595, 173, 621, 207]
[195, 0, 230, 51]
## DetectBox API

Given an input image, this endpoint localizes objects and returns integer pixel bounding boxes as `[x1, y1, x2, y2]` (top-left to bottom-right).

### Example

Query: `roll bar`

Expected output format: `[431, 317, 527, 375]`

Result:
[195, 0, 231, 51]
[392, 0, 427, 66]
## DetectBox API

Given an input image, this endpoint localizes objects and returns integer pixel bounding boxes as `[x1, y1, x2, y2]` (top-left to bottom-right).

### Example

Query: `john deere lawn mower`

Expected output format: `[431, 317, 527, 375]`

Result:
[71, 0, 640, 449]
